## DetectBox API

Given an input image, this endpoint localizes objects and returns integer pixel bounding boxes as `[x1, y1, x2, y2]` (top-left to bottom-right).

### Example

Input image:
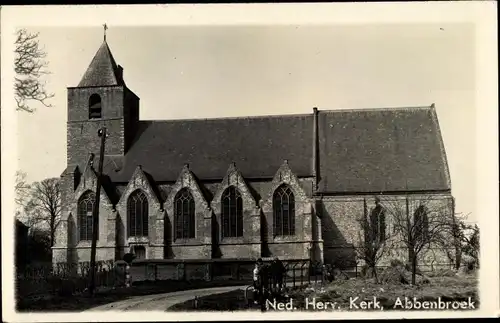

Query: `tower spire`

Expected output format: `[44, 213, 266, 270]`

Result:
[103, 23, 108, 42]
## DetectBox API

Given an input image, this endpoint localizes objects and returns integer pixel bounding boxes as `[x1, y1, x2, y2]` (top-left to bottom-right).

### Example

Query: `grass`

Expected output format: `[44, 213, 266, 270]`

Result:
[16, 279, 250, 312]
[288, 274, 479, 311]
[168, 290, 250, 312]
[168, 274, 478, 312]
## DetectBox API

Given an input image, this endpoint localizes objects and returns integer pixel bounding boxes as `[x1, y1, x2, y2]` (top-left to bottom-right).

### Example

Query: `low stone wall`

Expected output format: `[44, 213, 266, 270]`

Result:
[123, 258, 312, 283]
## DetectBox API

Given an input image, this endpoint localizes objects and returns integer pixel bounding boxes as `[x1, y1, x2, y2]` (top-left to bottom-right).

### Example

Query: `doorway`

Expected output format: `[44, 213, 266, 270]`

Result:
[133, 245, 146, 260]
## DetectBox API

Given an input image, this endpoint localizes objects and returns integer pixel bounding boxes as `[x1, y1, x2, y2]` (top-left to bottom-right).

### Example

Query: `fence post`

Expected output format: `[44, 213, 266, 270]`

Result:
[283, 262, 288, 288]
[300, 262, 305, 286]
[125, 264, 131, 288]
[204, 263, 211, 282]
[306, 260, 312, 284]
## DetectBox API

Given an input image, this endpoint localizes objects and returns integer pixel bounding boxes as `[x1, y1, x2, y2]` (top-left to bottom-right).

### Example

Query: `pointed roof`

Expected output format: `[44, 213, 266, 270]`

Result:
[78, 40, 124, 87]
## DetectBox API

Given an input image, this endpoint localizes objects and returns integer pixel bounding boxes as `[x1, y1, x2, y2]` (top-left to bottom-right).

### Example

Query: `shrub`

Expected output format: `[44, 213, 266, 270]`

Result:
[360, 265, 378, 279]
[379, 265, 409, 284]
[389, 258, 405, 268]
[427, 268, 457, 278]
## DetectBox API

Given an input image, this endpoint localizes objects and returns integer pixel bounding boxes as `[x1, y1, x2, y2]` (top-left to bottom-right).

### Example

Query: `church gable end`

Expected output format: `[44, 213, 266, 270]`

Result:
[261, 160, 312, 241]
[163, 164, 212, 259]
[210, 163, 261, 258]
[71, 164, 115, 248]
[74, 164, 113, 207]
[115, 166, 162, 254]
[261, 160, 314, 258]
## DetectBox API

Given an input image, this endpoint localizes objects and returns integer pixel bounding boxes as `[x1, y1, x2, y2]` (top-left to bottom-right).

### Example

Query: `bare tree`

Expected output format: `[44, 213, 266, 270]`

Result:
[15, 170, 31, 210]
[435, 209, 473, 270]
[23, 178, 63, 247]
[15, 171, 33, 228]
[355, 197, 393, 283]
[14, 28, 53, 113]
[381, 195, 455, 285]
[462, 223, 479, 269]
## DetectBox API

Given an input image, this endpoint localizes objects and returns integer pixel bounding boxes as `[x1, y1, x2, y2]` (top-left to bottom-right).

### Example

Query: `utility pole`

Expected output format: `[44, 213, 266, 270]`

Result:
[89, 127, 107, 296]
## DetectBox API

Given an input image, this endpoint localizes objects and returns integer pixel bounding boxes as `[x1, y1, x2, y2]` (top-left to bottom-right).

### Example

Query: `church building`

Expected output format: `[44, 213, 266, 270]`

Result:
[53, 37, 454, 269]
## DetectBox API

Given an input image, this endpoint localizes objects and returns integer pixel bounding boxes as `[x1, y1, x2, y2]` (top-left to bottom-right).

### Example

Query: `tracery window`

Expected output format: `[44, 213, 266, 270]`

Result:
[127, 190, 149, 237]
[221, 186, 243, 238]
[78, 191, 96, 241]
[174, 188, 196, 239]
[273, 185, 295, 236]
[414, 205, 430, 244]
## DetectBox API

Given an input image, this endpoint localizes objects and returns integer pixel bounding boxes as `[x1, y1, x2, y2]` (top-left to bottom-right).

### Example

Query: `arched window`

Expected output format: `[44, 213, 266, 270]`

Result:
[174, 188, 195, 239]
[89, 94, 102, 119]
[414, 205, 429, 244]
[78, 191, 96, 241]
[221, 186, 243, 238]
[273, 185, 295, 236]
[127, 190, 149, 237]
[370, 203, 386, 243]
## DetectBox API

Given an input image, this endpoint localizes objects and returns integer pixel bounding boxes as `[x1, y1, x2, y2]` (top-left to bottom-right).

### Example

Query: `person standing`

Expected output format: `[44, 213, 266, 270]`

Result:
[271, 257, 286, 293]
[253, 258, 263, 304]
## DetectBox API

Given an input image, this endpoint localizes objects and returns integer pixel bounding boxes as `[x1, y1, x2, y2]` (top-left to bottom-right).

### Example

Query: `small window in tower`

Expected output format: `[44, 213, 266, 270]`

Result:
[89, 94, 102, 119]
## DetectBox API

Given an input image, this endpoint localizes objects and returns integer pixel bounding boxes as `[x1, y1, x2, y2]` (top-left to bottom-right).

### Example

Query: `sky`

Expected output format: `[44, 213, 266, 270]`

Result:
[15, 24, 477, 219]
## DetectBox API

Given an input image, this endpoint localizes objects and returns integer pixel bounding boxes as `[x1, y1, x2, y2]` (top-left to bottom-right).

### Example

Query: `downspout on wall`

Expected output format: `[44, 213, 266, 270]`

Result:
[311, 107, 324, 263]
[312, 107, 320, 192]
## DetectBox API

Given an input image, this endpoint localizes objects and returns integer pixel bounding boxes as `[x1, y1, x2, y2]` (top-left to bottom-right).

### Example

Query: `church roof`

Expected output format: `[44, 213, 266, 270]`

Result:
[103, 114, 314, 182]
[101, 106, 451, 194]
[317, 106, 451, 193]
[78, 41, 124, 87]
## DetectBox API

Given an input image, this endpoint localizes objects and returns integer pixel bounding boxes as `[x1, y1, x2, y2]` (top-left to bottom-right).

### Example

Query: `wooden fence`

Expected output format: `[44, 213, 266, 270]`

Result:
[16, 260, 126, 299]
[16, 258, 452, 301]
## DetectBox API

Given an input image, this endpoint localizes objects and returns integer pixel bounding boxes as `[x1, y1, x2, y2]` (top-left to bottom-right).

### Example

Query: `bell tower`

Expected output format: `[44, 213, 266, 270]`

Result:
[66, 34, 140, 171]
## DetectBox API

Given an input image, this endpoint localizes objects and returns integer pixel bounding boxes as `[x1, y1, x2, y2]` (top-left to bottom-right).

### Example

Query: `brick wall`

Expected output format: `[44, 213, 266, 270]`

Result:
[123, 87, 139, 152]
[68, 86, 125, 121]
[169, 245, 212, 259]
[67, 87, 127, 167]
[320, 193, 455, 269]
[66, 85, 139, 168]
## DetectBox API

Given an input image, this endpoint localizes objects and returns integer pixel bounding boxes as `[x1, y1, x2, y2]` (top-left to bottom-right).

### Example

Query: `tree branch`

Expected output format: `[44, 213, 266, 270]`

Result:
[14, 29, 53, 113]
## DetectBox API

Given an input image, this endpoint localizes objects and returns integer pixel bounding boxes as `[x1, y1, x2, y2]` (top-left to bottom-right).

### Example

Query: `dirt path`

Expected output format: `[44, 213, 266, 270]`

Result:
[86, 286, 247, 311]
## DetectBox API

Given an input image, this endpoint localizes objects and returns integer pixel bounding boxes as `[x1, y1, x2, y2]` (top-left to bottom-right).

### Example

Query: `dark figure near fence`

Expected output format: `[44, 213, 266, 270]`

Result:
[252, 258, 264, 305]
[324, 264, 334, 282]
[270, 257, 286, 293]
[258, 264, 271, 311]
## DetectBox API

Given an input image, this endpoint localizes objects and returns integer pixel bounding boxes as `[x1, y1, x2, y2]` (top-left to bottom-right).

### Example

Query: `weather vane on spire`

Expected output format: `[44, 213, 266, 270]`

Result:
[103, 23, 108, 41]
